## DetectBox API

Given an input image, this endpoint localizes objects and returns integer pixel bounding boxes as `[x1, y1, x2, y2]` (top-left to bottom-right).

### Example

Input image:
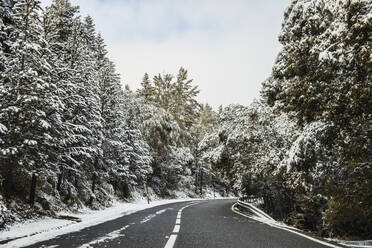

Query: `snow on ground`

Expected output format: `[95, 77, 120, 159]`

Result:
[236, 200, 299, 231]
[0, 198, 201, 248]
[236, 201, 372, 248]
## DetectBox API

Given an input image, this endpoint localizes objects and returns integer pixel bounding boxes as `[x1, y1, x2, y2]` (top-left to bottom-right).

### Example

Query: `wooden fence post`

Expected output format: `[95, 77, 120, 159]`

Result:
[144, 175, 150, 204]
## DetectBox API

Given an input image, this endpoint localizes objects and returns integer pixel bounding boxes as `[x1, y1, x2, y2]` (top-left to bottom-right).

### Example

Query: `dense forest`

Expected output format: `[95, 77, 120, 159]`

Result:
[0, 0, 371, 240]
[201, 0, 371, 238]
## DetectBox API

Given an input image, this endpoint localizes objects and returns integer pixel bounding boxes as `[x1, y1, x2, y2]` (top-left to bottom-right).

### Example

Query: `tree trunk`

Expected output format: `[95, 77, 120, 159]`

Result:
[200, 169, 203, 195]
[4, 163, 13, 201]
[195, 171, 198, 194]
[92, 173, 97, 193]
[29, 173, 37, 206]
[57, 170, 63, 191]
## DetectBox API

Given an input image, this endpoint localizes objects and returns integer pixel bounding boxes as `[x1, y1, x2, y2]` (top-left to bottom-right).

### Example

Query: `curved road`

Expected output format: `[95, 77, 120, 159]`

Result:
[24, 199, 342, 248]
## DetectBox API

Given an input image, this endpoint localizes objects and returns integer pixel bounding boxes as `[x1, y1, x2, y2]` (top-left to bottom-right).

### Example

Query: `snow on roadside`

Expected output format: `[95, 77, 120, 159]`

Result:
[0, 198, 200, 248]
[236, 201, 371, 248]
[247, 204, 372, 248]
[237, 201, 299, 231]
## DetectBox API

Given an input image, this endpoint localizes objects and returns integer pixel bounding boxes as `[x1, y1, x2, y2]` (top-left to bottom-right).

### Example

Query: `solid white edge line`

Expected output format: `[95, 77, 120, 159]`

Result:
[343, 246, 372, 248]
[164, 234, 177, 248]
[231, 203, 343, 248]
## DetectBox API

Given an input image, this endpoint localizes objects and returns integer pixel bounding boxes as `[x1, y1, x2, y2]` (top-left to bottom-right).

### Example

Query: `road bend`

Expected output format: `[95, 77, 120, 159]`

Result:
[23, 199, 344, 248]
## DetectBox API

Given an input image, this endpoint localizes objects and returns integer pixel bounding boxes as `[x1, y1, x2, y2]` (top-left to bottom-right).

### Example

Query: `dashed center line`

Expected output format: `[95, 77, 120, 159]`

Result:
[164, 234, 178, 248]
[164, 202, 201, 248]
[172, 225, 180, 233]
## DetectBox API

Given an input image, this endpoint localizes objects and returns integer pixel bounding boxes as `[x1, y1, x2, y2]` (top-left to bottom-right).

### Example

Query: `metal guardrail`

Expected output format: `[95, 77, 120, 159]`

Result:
[239, 196, 263, 204]
[236, 198, 370, 248]
[342, 240, 372, 248]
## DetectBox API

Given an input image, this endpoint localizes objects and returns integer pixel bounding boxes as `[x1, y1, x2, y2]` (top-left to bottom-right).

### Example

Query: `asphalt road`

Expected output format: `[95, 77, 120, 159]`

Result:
[23, 199, 342, 248]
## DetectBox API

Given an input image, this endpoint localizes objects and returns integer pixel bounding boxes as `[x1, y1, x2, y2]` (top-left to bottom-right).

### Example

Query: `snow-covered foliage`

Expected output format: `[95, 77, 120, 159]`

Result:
[135, 69, 223, 197]
[199, 0, 371, 238]
[200, 101, 298, 193]
[249, 0, 371, 238]
[1, 0, 368, 240]
[263, 0, 371, 125]
[0, 0, 218, 228]
[0, 0, 224, 229]
[262, 0, 372, 238]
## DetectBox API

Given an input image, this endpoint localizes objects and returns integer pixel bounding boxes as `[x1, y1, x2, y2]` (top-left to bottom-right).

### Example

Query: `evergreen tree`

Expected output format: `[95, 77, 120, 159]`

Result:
[0, 0, 12, 72]
[0, 0, 62, 199]
[172, 67, 200, 129]
[259, 0, 372, 237]
[42, 0, 106, 207]
[121, 89, 152, 186]
[138, 73, 154, 103]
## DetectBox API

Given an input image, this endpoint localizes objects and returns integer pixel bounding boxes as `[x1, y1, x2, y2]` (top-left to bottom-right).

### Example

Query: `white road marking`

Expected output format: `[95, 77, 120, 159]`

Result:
[157, 209, 171, 214]
[141, 208, 173, 224]
[231, 203, 342, 248]
[163, 201, 202, 248]
[140, 213, 156, 224]
[78, 225, 130, 248]
[164, 234, 177, 248]
[172, 225, 180, 233]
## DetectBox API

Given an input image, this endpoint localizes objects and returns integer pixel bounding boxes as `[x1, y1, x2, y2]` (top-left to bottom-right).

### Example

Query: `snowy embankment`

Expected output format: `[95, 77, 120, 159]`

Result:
[0, 198, 200, 248]
[232, 200, 367, 248]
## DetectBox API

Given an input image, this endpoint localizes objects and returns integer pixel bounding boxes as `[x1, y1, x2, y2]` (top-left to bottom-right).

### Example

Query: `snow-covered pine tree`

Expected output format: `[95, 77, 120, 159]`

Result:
[261, 0, 372, 237]
[92, 34, 131, 197]
[43, 0, 104, 207]
[43, 0, 85, 173]
[0, 0, 63, 201]
[138, 73, 155, 104]
[172, 67, 200, 130]
[0, 0, 13, 200]
[73, 15, 103, 175]
[121, 89, 152, 187]
[196, 104, 217, 135]
[0, 0, 12, 72]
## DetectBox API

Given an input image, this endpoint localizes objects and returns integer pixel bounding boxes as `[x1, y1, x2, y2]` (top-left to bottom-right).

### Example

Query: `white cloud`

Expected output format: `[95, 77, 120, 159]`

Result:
[41, 0, 291, 108]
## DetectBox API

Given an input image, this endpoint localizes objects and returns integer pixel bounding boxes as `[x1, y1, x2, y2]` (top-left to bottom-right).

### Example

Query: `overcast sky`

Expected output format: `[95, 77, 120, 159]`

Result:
[42, 0, 291, 108]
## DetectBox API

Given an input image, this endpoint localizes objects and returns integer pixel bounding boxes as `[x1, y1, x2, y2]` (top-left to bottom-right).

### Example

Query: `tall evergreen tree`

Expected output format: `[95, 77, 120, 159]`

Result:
[138, 73, 154, 103]
[0, 0, 62, 199]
